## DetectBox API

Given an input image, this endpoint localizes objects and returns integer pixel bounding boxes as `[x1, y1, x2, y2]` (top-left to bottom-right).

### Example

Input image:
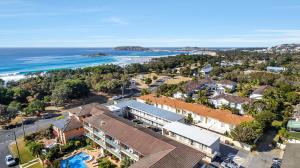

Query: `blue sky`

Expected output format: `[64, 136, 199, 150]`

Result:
[0, 0, 299, 47]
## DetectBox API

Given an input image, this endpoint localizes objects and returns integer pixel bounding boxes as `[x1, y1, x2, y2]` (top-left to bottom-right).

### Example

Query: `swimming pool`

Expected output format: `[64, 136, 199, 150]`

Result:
[60, 152, 92, 168]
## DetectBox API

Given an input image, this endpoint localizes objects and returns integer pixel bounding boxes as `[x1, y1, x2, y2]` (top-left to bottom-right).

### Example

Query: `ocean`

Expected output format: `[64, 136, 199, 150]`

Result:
[0, 48, 182, 81]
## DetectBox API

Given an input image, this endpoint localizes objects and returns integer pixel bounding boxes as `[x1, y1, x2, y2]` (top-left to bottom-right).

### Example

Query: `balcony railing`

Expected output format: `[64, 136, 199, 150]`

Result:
[121, 148, 139, 161]
[105, 138, 120, 148]
[94, 131, 105, 139]
[106, 147, 121, 159]
[85, 133, 106, 147]
[83, 125, 93, 132]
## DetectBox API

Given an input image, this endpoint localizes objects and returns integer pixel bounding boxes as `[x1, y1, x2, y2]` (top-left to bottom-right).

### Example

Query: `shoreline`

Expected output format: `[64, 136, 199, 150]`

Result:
[0, 54, 174, 82]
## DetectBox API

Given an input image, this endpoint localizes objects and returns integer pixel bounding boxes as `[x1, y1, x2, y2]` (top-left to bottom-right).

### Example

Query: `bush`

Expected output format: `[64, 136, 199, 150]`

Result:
[271, 120, 282, 129]
[75, 140, 81, 147]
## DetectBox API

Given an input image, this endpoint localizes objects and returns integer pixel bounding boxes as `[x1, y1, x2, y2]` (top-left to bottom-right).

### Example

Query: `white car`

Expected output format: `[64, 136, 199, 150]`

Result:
[5, 155, 16, 166]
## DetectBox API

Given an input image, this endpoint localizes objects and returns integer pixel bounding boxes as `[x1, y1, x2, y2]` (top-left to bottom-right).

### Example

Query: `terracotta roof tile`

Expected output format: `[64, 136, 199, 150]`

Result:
[138, 95, 253, 125]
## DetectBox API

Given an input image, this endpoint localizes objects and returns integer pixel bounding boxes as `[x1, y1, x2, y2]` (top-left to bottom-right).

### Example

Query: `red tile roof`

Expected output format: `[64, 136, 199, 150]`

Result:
[138, 95, 253, 125]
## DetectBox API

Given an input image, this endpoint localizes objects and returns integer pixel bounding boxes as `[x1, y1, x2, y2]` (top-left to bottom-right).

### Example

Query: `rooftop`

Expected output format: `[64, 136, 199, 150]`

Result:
[287, 120, 300, 129]
[83, 110, 205, 168]
[212, 94, 251, 104]
[138, 95, 253, 125]
[53, 115, 82, 132]
[252, 85, 272, 95]
[163, 122, 220, 147]
[114, 100, 184, 122]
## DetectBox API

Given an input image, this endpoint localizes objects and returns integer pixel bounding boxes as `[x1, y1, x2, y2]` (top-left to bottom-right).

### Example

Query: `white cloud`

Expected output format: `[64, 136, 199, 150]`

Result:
[107, 16, 129, 25]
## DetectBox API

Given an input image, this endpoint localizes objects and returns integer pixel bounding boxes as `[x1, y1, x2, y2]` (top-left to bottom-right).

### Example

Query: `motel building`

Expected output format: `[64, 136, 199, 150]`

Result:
[83, 111, 206, 168]
[137, 95, 253, 135]
[162, 121, 220, 162]
[108, 100, 184, 128]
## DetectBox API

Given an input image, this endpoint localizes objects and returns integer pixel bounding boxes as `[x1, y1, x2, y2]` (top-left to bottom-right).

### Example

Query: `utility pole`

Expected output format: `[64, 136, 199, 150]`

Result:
[13, 132, 21, 163]
[19, 111, 26, 137]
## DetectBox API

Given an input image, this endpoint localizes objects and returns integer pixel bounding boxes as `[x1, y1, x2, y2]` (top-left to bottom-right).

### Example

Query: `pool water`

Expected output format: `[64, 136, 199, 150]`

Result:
[60, 152, 92, 168]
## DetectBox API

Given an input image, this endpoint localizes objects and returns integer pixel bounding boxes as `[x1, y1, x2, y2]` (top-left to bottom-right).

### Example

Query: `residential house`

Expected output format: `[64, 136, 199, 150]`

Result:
[53, 116, 84, 144]
[137, 95, 253, 134]
[83, 110, 206, 168]
[108, 100, 184, 128]
[200, 64, 213, 75]
[52, 103, 107, 144]
[209, 94, 251, 115]
[162, 122, 220, 162]
[216, 80, 237, 93]
[266, 66, 286, 73]
[249, 85, 272, 100]
[173, 77, 216, 99]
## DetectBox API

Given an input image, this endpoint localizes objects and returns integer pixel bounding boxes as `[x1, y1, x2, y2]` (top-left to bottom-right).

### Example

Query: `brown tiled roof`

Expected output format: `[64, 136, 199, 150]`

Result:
[212, 94, 251, 104]
[138, 95, 253, 125]
[252, 85, 272, 95]
[63, 116, 82, 132]
[83, 111, 205, 167]
[184, 77, 215, 93]
[66, 103, 109, 117]
[84, 113, 174, 156]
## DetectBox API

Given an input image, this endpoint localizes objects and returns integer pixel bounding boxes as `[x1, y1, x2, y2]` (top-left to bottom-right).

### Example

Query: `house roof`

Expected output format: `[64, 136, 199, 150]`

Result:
[281, 143, 300, 168]
[212, 94, 251, 104]
[252, 85, 271, 95]
[184, 77, 215, 93]
[287, 120, 300, 129]
[138, 95, 253, 125]
[114, 100, 184, 122]
[53, 115, 82, 132]
[217, 80, 236, 86]
[83, 111, 205, 167]
[163, 122, 220, 147]
[66, 103, 108, 117]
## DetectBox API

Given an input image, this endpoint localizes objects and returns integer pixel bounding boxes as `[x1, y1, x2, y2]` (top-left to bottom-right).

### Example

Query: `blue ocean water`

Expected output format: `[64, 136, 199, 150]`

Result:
[0, 48, 181, 78]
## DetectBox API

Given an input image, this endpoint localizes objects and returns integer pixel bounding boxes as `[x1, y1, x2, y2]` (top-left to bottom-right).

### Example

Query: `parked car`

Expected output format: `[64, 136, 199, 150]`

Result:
[112, 95, 123, 100]
[221, 158, 238, 168]
[272, 158, 282, 164]
[5, 155, 16, 166]
[271, 163, 281, 168]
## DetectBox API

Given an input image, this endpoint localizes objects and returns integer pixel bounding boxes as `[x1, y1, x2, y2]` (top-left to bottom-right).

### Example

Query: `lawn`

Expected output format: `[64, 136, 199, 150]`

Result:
[289, 132, 300, 140]
[10, 138, 43, 168]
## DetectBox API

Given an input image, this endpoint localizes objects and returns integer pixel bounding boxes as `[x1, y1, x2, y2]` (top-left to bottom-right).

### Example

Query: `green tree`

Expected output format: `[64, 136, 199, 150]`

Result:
[144, 78, 152, 85]
[98, 158, 116, 168]
[121, 157, 134, 168]
[255, 111, 276, 130]
[230, 121, 262, 144]
[28, 142, 44, 158]
[12, 87, 29, 103]
[141, 88, 150, 95]
[51, 83, 72, 106]
[185, 113, 193, 124]
[24, 99, 45, 115]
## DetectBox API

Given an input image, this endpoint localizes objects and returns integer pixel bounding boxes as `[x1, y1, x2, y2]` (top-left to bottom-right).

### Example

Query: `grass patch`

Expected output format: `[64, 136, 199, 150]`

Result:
[289, 132, 300, 140]
[10, 138, 43, 168]
[55, 115, 65, 120]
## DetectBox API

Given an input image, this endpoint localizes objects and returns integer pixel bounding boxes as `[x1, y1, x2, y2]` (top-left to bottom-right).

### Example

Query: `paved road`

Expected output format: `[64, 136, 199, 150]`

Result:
[0, 118, 61, 168]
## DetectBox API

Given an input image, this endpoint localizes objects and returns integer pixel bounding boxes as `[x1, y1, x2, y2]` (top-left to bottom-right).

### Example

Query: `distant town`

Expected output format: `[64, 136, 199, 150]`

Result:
[1, 43, 300, 168]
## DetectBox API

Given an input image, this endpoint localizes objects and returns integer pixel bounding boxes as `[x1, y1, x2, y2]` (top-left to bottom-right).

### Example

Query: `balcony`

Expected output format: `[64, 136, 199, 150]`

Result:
[121, 148, 139, 161]
[106, 147, 121, 159]
[85, 133, 106, 147]
[94, 131, 105, 139]
[83, 125, 93, 132]
[105, 138, 120, 148]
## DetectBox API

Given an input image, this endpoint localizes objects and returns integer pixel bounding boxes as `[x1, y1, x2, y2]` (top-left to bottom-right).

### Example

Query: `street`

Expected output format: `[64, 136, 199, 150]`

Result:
[0, 118, 61, 168]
